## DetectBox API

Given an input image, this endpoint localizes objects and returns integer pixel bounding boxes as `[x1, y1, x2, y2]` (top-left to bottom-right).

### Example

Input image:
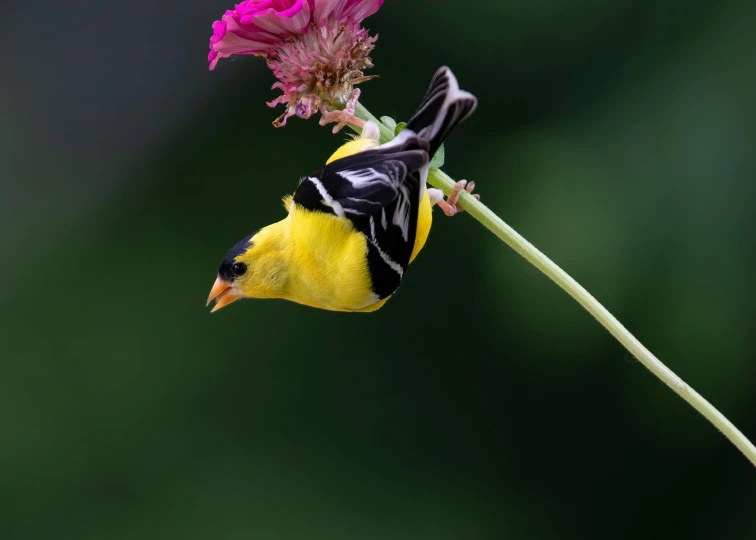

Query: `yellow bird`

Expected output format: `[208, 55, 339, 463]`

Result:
[207, 67, 478, 313]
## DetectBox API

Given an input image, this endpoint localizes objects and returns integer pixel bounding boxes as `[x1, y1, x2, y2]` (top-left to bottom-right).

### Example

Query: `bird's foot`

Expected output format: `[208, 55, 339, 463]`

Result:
[429, 180, 479, 217]
[319, 89, 363, 134]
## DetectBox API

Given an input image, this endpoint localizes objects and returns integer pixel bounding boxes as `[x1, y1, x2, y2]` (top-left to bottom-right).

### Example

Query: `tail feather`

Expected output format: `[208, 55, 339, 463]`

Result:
[404, 67, 477, 157]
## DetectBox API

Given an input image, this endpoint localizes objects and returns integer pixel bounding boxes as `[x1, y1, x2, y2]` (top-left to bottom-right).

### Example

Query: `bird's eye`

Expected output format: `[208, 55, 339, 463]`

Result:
[231, 262, 247, 277]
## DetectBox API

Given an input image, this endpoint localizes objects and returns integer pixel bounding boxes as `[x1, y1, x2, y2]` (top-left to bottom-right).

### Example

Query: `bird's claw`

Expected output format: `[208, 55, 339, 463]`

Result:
[319, 89, 363, 134]
[435, 180, 479, 217]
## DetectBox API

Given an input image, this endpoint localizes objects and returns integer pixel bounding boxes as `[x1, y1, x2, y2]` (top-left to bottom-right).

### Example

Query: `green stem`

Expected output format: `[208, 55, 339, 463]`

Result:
[350, 103, 756, 468]
[354, 102, 395, 142]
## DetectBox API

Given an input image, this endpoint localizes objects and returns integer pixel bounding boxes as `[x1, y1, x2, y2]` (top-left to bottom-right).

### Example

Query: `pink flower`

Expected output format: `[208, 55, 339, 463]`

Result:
[208, 0, 384, 128]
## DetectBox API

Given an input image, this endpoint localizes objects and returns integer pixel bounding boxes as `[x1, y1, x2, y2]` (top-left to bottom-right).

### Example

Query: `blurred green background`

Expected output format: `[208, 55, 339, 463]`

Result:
[2, 1, 755, 538]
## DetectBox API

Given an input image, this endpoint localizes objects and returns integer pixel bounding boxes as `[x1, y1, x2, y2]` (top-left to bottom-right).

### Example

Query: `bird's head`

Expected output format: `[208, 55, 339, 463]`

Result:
[206, 231, 258, 312]
[206, 225, 291, 312]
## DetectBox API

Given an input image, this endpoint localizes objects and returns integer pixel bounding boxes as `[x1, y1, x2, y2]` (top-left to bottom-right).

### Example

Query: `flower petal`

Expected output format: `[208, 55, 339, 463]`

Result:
[208, 7, 283, 69]
[312, 0, 348, 22]
[251, 0, 312, 35]
[343, 0, 383, 22]
[209, 32, 274, 69]
[236, 0, 273, 17]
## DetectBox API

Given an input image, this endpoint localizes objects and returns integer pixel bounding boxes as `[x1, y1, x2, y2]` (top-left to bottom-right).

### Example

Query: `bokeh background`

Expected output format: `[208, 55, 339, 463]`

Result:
[2, 1, 755, 538]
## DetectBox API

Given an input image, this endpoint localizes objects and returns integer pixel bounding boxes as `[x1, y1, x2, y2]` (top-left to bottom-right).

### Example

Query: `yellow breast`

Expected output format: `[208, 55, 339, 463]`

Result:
[286, 206, 382, 312]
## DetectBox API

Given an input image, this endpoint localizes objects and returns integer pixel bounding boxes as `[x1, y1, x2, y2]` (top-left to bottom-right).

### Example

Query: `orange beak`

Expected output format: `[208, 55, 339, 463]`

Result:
[206, 276, 240, 313]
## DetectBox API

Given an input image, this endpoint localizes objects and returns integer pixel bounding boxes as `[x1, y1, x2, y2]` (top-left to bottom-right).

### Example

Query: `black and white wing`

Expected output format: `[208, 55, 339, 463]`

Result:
[293, 138, 430, 299]
[293, 67, 478, 302]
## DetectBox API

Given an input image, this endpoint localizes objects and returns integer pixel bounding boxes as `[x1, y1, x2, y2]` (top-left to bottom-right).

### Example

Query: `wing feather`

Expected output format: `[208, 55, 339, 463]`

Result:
[292, 139, 429, 299]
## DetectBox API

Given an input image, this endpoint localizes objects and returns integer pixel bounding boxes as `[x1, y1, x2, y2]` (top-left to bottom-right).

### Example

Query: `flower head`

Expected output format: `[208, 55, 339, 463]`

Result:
[209, 0, 384, 128]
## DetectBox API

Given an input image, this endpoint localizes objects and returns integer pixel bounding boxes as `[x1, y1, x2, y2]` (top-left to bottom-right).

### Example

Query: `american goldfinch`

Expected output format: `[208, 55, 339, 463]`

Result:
[207, 67, 478, 313]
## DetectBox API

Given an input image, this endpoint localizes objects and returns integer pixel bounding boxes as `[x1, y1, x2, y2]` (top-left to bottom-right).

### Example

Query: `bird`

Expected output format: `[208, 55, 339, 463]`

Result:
[207, 67, 478, 313]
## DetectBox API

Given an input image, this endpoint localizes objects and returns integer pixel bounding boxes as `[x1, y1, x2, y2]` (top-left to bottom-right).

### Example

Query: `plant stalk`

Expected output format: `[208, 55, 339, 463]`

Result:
[350, 102, 756, 467]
